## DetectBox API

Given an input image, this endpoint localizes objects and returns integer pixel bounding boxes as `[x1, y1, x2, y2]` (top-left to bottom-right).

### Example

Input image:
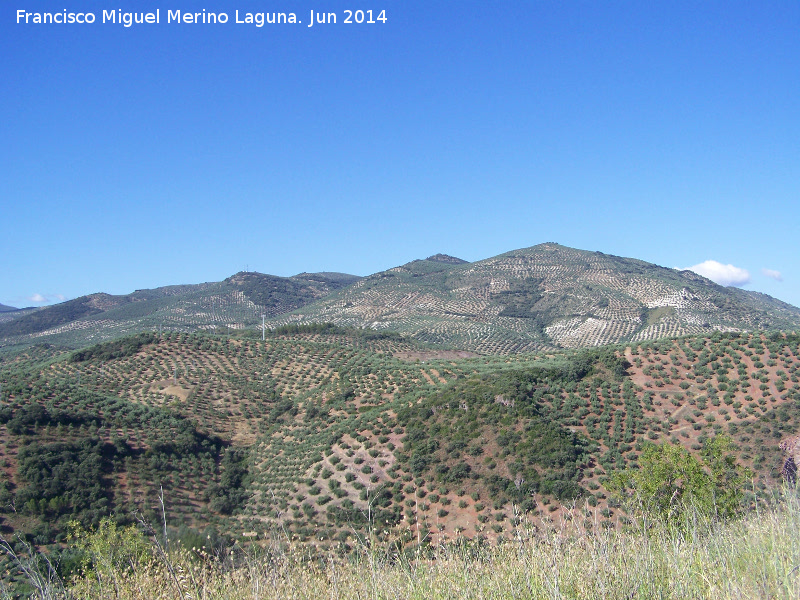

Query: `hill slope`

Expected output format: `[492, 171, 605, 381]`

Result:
[0, 272, 361, 351]
[2, 244, 798, 354]
[0, 328, 798, 553]
[271, 243, 800, 353]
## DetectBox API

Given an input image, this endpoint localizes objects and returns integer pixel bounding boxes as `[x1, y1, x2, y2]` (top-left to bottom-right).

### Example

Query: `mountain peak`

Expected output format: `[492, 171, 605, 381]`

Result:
[425, 254, 468, 264]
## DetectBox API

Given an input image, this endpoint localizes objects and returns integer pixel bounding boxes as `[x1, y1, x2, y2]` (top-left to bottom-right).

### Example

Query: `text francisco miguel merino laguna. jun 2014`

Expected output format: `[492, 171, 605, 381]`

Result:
[16, 8, 388, 27]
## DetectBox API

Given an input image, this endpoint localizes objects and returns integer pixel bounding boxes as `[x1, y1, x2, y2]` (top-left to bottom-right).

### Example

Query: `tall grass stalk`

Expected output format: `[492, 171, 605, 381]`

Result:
[23, 493, 800, 599]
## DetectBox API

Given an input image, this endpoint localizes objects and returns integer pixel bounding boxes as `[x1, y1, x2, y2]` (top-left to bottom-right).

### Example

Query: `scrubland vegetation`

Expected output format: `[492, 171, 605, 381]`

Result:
[3, 491, 800, 599]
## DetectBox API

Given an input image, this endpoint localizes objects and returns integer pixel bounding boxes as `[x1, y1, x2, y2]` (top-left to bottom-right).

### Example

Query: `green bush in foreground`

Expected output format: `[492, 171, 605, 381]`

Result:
[610, 436, 752, 525]
[3, 492, 800, 599]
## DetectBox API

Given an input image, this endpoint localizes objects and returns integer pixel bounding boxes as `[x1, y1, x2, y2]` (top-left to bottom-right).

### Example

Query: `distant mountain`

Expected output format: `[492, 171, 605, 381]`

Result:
[271, 243, 800, 354]
[291, 272, 363, 286]
[0, 295, 112, 337]
[224, 271, 358, 317]
[2, 243, 798, 353]
[0, 272, 361, 350]
[0, 303, 18, 313]
[426, 254, 468, 264]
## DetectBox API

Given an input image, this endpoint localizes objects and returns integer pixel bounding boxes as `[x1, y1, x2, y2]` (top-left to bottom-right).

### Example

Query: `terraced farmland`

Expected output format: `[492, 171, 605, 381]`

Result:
[3, 244, 798, 357]
[0, 272, 361, 353]
[273, 244, 800, 352]
[1, 327, 799, 553]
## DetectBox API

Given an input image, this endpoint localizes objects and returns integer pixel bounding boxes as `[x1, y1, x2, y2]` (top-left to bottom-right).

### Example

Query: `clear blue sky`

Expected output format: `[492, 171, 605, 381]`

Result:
[2, 1, 799, 308]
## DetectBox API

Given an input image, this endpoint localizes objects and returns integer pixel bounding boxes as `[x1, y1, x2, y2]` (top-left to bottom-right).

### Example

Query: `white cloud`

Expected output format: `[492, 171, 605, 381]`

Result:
[762, 268, 783, 282]
[26, 293, 67, 304]
[687, 260, 751, 287]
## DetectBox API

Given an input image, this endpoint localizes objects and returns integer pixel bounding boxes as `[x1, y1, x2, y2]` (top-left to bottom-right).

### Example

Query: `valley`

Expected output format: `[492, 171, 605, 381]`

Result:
[1, 243, 799, 595]
[0, 326, 798, 557]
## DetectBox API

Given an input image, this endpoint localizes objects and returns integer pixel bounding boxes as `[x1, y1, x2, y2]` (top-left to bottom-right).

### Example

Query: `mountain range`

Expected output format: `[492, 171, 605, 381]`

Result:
[2, 243, 798, 353]
[1, 242, 799, 566]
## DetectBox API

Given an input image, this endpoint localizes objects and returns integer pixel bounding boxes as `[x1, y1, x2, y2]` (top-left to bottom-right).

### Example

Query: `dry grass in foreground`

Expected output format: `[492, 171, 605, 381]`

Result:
[6, 494, 800, 600]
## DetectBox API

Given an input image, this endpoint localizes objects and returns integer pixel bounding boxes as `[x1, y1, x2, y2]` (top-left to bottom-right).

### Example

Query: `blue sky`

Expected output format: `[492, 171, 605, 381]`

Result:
[2, 1, 799, 308]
